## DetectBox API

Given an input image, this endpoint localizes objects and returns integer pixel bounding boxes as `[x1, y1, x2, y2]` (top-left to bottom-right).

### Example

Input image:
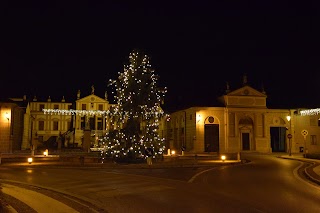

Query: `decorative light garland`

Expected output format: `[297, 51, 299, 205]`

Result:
[300, 108, 320, 116]
[42, 50, 168, 162]
[42, 109, 110, 116]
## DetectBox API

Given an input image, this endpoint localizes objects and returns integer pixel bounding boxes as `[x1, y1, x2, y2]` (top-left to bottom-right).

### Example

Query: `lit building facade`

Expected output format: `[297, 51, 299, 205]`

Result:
[20, 89, 116, 151]
[0, 87, 167, 153]
[1, 80, 320, 155]
[167, 82, 320, 155]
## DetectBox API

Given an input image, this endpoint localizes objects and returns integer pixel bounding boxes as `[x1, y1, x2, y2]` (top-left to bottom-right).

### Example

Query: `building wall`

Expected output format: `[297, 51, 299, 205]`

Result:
[0, 103, 24, 153]
[168, 107, 320, 155]
[0, 105, 11, 153]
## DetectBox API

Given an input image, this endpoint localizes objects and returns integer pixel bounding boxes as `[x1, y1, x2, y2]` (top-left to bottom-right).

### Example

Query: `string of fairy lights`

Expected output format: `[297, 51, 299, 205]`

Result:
[42, 50, 168, 162]
[105, 50, 167, 160]
[299, 108, 320, 116]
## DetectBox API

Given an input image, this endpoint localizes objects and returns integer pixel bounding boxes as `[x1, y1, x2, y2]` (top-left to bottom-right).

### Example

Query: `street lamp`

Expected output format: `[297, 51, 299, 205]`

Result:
[286, 114, 292, 156]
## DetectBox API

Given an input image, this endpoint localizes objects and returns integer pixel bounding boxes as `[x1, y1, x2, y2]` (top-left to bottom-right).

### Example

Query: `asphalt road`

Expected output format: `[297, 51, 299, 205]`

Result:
[0, 154, 320, 213]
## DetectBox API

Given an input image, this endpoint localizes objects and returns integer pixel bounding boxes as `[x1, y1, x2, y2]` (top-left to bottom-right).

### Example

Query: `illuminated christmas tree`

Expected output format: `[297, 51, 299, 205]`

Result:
[103, 49, 167, 162]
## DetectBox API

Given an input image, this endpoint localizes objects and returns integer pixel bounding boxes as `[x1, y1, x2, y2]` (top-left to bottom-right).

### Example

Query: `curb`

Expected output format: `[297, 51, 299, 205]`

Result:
[277, 156, 320, 186]
[304, 162, 320, 185]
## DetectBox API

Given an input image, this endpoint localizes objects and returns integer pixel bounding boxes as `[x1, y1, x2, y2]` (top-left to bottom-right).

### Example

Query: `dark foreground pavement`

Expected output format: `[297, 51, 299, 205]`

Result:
[0, 153, 320, 212]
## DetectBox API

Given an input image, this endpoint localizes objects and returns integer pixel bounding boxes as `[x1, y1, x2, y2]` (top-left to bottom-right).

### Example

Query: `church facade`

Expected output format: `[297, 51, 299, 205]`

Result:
[167, 81, 320, 155]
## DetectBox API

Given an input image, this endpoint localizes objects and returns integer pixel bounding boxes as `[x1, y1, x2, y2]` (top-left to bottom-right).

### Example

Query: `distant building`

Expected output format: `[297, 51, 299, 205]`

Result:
[167, 75, 320, 155]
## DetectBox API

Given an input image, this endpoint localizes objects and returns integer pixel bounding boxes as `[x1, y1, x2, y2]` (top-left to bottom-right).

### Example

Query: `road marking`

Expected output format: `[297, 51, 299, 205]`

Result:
[2, 183, 79, 213]
[188, 167, 218, 183]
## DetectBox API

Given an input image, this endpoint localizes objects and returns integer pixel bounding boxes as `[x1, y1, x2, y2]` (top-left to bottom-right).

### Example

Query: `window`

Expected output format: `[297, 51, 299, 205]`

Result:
[39, 104, 45, 111]
[81, 117, 85, 129]
[53, 121, 59, 131]
[311, 135, 317, 145]
[98, 104, 103, 111]
[39, 121, 44, 130]
[82, 104, 86, 110]
[68, 105, 72, 110]
[54, 104, 59, 109]
[97, 117, 102, 130]
[67, 121, 71, 130]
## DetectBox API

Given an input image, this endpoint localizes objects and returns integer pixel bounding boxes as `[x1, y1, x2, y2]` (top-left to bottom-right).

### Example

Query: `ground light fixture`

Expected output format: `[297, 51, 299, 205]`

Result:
[171, 150, 176, 155]
[221, 155, 226, 162]
[27, 157, 33, 164]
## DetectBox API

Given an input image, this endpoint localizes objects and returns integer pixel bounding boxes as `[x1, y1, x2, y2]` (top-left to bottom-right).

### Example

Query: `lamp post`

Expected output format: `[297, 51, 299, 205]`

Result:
[286, 114, 292, 156]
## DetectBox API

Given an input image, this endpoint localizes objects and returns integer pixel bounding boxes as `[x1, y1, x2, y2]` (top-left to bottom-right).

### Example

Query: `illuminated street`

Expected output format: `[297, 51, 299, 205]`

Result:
[1, 154, 320, 212]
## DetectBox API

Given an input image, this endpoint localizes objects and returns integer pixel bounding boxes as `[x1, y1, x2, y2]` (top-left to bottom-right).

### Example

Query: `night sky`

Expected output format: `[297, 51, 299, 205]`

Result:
[2, 1, 320, 112]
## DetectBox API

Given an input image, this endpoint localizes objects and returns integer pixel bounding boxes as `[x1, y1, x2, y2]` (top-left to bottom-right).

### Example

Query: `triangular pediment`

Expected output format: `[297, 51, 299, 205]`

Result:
[227, 85, 266, 97]
[76, 94, 108, 103]
[221, 85, 267, 108]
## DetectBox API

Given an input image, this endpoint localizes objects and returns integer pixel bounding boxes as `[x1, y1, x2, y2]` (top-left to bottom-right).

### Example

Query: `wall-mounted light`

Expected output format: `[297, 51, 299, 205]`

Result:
[5, 112, 10, 121]
[197, 114, 201, 123]
[286, 115, 291, 122]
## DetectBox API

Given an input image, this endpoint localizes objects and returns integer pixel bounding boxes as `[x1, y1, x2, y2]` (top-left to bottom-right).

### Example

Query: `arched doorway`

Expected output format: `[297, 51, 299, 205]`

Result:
[204, 116, 219, 152]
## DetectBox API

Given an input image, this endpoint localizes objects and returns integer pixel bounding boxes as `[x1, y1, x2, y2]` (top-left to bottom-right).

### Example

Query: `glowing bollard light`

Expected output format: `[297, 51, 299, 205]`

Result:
[171, 150, 176, 156]
[43, 149, 48, 156]
[28, 157, 33, 164]
[221, 155, 226, 162]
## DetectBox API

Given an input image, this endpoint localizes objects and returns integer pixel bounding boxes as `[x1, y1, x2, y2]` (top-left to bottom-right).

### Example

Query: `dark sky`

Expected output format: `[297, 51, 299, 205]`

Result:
[1, 1, 320, 112]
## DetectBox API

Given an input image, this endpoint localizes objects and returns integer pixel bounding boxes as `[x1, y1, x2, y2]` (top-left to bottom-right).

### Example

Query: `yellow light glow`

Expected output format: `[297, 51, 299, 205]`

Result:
[286, 115, 291, 122]
[28, 157, 33, 164]
[43, 151, 47, 156]
[171, 150, 175, 155]
[221, 155, 226, 161]
[197, 114, 201, 122]
[5, 112, 10, 121]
